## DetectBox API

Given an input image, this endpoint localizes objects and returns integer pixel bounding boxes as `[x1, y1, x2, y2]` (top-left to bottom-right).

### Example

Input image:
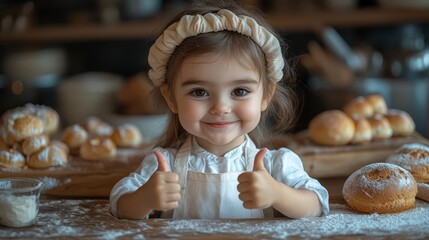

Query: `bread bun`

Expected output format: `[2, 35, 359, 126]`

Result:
[367, 114, 393, 140]
[81, 116, 113, 137]
[79, 137, 117, 161]
[0, 149, 25, 169]
[365, 94, 387, 114]
[110, 123, 143, 147]
[50, 140, 70, 155]
[343, 162, 417, 213]
[343, 96, 374, 119]
[61, 124, 88, 153]
[350, 117, 372, 144]
[21, 134, 49, 156]
[6, 114, 44, 142]
[309, 110, 355, 146]
[27, 145, 68, 169]
[384, 109, 415, 137]
[386, 143, 429, 183]
[20, 103, 60, 136]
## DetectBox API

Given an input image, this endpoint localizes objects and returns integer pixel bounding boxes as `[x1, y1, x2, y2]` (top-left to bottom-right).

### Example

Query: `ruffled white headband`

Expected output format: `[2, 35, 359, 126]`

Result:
[148, 9, 284, 87]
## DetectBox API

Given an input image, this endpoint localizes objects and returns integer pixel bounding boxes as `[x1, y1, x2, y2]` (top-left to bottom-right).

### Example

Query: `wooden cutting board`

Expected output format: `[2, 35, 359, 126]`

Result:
[270, 131, 429, 179]
[0, 148, 149, 198]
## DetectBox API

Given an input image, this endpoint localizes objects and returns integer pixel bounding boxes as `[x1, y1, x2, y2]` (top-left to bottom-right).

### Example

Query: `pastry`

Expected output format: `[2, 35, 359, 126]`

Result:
[343, 162, 417, 213]
[0, 148, 25, 169]
[27, 145, 68, 169]
[367, 114, 393, 140]
[365, 94, 387, 114]
[110, 123, 143, 147]
[384, 109, 415, 137]
[61, 124, 88, 153]
[309, 110, 355, 146]
[6, 114, 44, 142]
[79, 137, 117, 161]
[386, 143, 429, 183]
[21, 134, 49, 156]
[343, 96, 374, 119]
[50, 140, 70, 155]
[81, 116, 113, 137]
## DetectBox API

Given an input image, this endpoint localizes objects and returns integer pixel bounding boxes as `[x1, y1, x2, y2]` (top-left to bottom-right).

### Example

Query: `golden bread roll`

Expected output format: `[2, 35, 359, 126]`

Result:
[61, 124, 88, 152]
[386, 143, 429, 183]
[365, 94, 387, 114]
[81, 116, 113, 137]
[50, 140, 70, 155]
[309, 110, 355, 146]
[20, 103, 60, 136]
[110, 123, 143, 147]
[6, 114, 44, 142]
[367, 114, 393, 140]
[343, 162, 417, 214]
[79, 137, 117, 161]
[0, 148, 25, 169]
[350, 117, 372, 144]
[343, 96, 374, 119]
[384, 109, 415, 137]
[22, 134, 49, 156]
[27, 145, 68, 169]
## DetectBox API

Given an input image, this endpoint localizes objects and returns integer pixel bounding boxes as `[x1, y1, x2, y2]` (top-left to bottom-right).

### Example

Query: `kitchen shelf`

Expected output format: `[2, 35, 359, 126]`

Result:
[1, 8, 429, 43]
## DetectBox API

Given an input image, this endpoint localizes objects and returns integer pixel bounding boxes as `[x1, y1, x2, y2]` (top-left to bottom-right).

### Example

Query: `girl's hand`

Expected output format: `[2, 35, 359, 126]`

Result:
[237, 148, 279, 209]
[138, 150, 181, 211]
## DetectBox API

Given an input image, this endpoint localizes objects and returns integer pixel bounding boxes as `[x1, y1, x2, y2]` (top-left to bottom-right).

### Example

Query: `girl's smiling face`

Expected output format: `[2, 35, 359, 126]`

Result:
[163, 53, 269, 156]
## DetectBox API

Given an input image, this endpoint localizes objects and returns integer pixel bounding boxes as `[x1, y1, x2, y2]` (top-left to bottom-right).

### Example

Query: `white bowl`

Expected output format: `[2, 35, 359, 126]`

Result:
[0, 178, 42, 228]
[104, 114, 169, 141]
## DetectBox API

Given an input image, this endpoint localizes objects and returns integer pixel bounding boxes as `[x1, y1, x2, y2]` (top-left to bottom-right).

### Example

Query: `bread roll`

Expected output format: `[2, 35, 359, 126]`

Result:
[0, 149, 25, 169]
[22, 134, 49, 156]
[343, 96, 374, 119]
[343, 162, 417, 214]
[61, 124, 88, 153]
[386, 143, 429, 183]
[27, 145, 68, 169]
[80, 137, 117, 161]
[81, 116, 113, 137]
[309, 110, 355, 146]
[365, 94, 387, 114]
[367, 114, 393, 140]
[350, 117, 372, 144]
[384, 109, 415, 137]
[19, 103, 60, 136]
[110, 123, 143, 147]
[6, 114, 44, 142]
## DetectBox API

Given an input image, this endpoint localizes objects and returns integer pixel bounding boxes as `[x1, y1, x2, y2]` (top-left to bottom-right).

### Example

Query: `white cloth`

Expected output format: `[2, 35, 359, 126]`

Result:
[110, 136, 330, 218]
[148, 9, 284, 87]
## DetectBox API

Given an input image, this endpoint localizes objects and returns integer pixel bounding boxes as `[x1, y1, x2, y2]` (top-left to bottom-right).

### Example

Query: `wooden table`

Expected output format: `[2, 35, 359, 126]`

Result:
[1, 199, 429, 239]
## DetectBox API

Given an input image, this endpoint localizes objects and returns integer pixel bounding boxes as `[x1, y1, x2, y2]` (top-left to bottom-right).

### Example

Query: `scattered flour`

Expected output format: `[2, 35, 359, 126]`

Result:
[0, 195, 38, 227]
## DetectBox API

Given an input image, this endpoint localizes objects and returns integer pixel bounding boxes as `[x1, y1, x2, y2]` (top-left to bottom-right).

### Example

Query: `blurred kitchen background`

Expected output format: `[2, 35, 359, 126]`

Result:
[1, 0, 429, 137]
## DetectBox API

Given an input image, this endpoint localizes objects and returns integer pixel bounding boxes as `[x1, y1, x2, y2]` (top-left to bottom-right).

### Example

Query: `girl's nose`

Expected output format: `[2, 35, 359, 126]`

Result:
[210, 97, 231, 115]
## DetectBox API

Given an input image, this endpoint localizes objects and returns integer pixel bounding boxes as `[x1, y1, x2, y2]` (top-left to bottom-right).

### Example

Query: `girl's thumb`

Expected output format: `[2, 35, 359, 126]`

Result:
[253, 148, 268, 171]
[154, 150, 170, 172]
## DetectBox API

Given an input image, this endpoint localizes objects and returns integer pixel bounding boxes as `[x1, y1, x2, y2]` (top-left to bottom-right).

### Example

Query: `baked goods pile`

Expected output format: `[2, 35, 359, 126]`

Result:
[0, 104, 67, 170]
[61, 116, 143, 161]
[342, 162, 417, 213]
[309, 94, 415, 146]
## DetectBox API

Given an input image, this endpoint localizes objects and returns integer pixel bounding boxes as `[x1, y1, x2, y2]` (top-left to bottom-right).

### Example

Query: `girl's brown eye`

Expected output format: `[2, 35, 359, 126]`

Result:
[192, 89, 208, 97]
[232, 88, 249, 97]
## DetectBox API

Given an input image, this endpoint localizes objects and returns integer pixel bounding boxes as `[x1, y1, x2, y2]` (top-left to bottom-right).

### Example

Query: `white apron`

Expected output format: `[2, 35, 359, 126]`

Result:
[168, 136, 273, 219]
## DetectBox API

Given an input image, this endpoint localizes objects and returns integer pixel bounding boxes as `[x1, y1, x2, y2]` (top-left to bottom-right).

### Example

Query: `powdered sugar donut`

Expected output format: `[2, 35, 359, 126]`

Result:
[342, 162, 417, 214]
[386, 143, 429, 183]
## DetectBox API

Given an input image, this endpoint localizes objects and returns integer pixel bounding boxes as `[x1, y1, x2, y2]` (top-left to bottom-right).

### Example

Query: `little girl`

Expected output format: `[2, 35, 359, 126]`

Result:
[110, 1, 329, 219]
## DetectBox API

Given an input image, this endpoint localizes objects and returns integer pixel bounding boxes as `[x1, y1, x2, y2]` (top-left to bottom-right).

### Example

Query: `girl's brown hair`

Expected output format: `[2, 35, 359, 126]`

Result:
[152, 0, 298, 149]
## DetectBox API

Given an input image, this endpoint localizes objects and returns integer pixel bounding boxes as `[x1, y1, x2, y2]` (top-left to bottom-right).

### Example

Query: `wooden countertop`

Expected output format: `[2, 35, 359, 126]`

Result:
[1, 199, 429, 239]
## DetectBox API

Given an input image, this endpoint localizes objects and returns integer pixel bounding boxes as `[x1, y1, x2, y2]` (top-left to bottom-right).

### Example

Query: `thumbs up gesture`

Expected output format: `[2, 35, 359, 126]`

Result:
[237, 148, 278, 209]
[142, 150, 181, 211]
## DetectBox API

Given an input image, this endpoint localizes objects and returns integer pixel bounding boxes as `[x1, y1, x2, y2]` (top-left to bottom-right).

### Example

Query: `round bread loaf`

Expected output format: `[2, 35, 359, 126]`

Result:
[309, 110, 355, 146]
[343, 162, 417, 214]
[384, 109, 415, 137]
[22, 134, 49, 156]
[365, 94, 388, 114]
[27, 145, 68, 169]
[110, 123, 143, 148]
[6, 114, 44, 142]
[350, 117, 372, 144]
[81, 116, 113, 137]
[367, 114, 393, 140]
[386, 143, 429, 183]
[61, 124, 88, 153]
[0, 149, 25, 169]
[80, 137, 117, 161]
[343, 96, 374, 119]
